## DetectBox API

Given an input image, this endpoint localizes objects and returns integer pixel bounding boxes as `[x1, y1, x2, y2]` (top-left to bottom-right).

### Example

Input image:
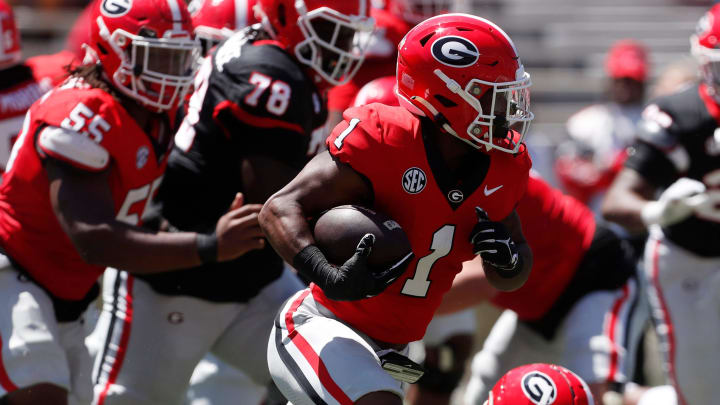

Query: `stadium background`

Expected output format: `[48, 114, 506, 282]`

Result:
[6, 0, 715, 401]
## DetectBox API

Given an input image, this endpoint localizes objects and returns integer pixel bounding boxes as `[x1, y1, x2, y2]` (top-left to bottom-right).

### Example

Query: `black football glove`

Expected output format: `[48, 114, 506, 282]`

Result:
[469, 207, 520, 272]
[294, 234, 414, 301]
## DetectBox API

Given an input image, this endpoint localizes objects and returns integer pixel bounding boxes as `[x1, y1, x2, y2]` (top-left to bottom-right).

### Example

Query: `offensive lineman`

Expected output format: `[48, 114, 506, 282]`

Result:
[602, 5, 720, 405]
[261, 14, 534, 405]
[0, 0, 265, 404]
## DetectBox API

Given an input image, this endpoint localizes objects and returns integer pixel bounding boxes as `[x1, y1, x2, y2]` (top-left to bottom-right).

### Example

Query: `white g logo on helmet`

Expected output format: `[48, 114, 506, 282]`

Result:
[101, 0, 133, 17]
[521, 371, 557, 404]
[430, 36, 479, 67]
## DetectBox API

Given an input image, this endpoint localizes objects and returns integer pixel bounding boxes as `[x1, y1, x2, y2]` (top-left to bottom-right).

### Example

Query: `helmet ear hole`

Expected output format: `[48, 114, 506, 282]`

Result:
[434, 94, 457, 107]
[97, 43, 109, 55]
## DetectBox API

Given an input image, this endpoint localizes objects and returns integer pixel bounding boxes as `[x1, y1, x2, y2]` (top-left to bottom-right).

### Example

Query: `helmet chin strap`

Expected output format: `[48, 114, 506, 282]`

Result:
[433, 69, 483, 113]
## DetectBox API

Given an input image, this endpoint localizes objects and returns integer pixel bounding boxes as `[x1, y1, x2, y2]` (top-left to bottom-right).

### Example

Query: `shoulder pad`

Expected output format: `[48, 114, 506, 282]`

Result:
[636, 103, 678, 150]
[37, 126, 110, 171]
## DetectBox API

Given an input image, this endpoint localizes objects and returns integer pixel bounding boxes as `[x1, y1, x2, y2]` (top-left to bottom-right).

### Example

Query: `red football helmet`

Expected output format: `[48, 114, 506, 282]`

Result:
[353, 75, 398, 107]
[254, 0, 375, 87]
[388, 0, 451, 25]
[0, 0, 21, 68]
[397, 13, 533, 154]
[87, 0, 201, 111]
[486, 363, 595, 405]
[189, 0, 258, 54]
[692, 4, 720, 101]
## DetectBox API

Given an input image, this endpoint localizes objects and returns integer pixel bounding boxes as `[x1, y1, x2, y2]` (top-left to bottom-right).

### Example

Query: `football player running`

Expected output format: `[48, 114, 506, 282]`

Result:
[0, 0, 268, 404]
[88, 0, 374, 404]
[602, 5, 720, 405]
[261, 14, 534, 405]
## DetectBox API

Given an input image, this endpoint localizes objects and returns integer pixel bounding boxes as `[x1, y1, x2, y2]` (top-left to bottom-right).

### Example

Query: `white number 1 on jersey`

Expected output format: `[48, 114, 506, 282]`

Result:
[401, 225, 455, 297]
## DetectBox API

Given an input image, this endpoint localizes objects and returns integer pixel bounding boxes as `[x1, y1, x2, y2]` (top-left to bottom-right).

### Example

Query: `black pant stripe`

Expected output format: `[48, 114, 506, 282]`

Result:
[94, 271, 122, 385]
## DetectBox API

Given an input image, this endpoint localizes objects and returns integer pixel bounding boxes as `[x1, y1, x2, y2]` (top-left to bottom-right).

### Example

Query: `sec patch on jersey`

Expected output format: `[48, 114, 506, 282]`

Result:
[313, 205, 412, 269]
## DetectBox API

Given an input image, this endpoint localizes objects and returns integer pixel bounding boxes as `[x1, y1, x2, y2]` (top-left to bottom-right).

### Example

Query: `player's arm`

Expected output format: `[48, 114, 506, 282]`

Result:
[435, 255, 498, 315]
[603, 103, 709, 233]
[601, 167, 657, 233]
[44, 136, 264, 273]
[260, 149, 371, 261]
[262, 150, 409, 300]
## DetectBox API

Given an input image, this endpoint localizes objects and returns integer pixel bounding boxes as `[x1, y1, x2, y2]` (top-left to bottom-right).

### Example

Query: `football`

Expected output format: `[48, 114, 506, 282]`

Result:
[313, 205, 413, 268]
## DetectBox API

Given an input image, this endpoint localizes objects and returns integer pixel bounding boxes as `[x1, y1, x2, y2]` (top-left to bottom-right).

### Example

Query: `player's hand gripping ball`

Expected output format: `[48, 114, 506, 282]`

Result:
[313, 205, 414, 299]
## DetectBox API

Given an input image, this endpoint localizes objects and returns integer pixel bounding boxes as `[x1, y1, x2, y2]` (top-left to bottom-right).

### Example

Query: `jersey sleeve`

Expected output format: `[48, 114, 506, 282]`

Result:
[326, 105, 386, 180]
[32, 87, 122, 172]
[625, 102, 684, 188]
[36, 126, 109, 171]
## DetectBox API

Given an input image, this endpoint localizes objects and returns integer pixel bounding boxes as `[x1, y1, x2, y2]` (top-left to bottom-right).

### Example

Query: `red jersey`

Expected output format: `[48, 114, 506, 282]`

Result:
[0, 79, 171, 300]
[0, 51, 75, 169]
[326, 8, 411, 112]
[317, 104, 532, 343]
[491, 173, 596, 320]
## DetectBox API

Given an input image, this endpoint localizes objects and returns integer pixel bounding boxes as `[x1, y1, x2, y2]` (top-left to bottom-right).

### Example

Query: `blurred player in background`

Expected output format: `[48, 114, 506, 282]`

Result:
[555, 39, 649, 213]
[262, 14, 534, 405]
[188, 0, 258, 56]
[325, 0, 451, 130]
[88, 0, 375, 404]
[602, 5, 720, 405]
[0, 0, 268, 404]
[0, 0, 75, 173]
[485, 363, 595, 405]
[448, 173, 641, 405]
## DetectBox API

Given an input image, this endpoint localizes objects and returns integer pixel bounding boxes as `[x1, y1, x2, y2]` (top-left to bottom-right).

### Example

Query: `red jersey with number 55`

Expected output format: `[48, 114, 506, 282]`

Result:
[0, 78, 171, 300]
[315, 103, 532, 343]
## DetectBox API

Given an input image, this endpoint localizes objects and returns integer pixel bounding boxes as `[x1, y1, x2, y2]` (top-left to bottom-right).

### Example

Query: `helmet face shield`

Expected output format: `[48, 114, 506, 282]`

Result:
[114, 30, 200, 110]
[296, 7, 373, 85]
[467, 75, 533, 153]
[692, 37, 720, 98]
[434, 68, 533, 153]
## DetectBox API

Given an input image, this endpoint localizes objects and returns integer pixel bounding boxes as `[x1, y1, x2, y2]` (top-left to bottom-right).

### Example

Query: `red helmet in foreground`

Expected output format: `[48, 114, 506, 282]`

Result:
[397, 13, 533, 153]
[486, 363, 595, 405]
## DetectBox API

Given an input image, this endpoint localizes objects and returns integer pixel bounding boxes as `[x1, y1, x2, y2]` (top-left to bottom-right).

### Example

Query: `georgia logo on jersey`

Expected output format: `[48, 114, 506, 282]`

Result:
[102, 0, 132, 17]
[431, 36, 479, 67]
[521, 371, 558, 404]
[402, 167, 427, 194]
[136, 146, 149, 169]
[448, 189, 464, 202]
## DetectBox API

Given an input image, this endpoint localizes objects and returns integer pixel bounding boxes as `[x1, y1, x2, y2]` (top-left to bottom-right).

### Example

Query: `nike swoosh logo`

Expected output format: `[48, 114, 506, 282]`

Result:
[483, 184, 503, 196]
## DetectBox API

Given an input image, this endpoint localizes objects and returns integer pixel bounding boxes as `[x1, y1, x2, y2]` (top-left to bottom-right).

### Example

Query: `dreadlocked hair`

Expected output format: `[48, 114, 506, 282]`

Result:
[67, 63, 121, 100]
